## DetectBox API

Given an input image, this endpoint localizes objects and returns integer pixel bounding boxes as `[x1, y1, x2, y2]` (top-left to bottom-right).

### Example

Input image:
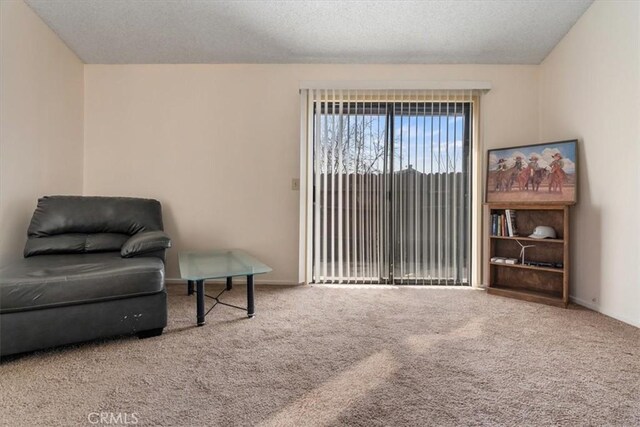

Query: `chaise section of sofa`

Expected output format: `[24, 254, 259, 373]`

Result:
[0, 196, 171, 358]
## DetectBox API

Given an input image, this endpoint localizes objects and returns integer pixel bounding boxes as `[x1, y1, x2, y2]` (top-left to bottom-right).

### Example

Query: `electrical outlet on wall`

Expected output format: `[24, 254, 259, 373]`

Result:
[291, 178, 300, 191]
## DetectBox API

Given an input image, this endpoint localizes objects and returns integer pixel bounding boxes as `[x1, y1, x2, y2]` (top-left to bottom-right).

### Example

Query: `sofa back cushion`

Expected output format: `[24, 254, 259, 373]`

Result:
[24, 233, 130, 257]
[27, 196, 164, 237]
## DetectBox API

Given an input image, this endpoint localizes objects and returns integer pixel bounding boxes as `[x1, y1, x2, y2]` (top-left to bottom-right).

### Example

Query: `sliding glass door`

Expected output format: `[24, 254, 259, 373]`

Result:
[311, 92, 472, 285]
[313, 100, 389, 283]
[391, 102, 471, 284]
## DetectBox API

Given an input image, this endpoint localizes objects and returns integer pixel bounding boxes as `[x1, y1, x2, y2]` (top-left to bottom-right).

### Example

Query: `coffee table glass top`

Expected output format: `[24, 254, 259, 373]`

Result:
[179, 249, 272, 281]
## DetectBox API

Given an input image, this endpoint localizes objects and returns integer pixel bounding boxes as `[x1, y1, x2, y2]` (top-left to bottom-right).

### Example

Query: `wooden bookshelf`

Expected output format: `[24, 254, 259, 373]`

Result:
[486, 204, 569, 308]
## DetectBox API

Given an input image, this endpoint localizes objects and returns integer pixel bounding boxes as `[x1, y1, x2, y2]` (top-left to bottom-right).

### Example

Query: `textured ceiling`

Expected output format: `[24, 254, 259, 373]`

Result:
[26, 0, 593, 64]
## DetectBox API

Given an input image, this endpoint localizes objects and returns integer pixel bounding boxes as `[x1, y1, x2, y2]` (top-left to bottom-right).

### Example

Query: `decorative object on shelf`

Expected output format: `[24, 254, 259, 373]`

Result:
[524, 261, 563, 269]
[486, 139, 578, 204]
[529, 225, 557, 239]
[515, 239, 536, 264]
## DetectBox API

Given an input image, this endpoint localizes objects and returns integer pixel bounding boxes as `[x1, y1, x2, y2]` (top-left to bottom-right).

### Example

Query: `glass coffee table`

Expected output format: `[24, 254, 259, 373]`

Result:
[178, 249, 272, 326]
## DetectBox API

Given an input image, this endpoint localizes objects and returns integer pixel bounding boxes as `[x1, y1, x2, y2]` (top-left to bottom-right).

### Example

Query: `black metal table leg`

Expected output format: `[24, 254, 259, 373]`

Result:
[187, 280, 194, 296]
[247, 274, 255, 318]
[226, 276, 233, 291]
[196, 280, 205, 326]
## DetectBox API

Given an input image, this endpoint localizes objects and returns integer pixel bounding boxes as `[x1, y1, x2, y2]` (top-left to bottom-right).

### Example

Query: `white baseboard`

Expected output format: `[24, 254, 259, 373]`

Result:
[569, 295, 599, 311]
[165, 278, 302, 286]
[570, 295, 639, 328]
[313, 283, 482, 290]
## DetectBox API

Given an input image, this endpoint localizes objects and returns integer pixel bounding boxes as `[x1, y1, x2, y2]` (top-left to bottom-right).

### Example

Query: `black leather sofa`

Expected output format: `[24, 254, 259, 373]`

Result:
[0, 196, 171, 358]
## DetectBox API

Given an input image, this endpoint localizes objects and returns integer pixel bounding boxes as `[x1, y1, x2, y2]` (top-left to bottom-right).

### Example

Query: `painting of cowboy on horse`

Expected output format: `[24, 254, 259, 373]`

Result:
[486, 140, 577, 204]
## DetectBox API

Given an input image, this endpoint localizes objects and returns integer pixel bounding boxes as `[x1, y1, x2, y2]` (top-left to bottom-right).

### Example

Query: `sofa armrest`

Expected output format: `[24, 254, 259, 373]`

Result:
[121, 231, 171, 258]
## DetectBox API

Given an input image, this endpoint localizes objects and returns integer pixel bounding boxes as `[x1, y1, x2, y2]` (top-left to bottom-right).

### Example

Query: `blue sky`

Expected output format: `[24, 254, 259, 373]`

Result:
[393, 114, 466, 173]
[318, 112, 468, 174]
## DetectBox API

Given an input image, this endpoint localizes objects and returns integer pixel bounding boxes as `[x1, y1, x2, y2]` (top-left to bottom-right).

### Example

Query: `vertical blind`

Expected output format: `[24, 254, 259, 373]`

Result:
[307, 89, 478, 285]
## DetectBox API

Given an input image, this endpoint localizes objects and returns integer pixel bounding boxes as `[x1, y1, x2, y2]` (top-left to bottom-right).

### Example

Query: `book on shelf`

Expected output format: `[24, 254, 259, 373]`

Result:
[505, 209, 515, 236]
[491, 213, 498, 236]
[509, 209, 517, 236]
[491, 210, 518, 237]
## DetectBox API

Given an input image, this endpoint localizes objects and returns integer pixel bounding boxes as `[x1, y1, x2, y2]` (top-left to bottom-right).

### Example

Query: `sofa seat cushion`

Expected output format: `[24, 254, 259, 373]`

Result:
[0, 253, 165, 314]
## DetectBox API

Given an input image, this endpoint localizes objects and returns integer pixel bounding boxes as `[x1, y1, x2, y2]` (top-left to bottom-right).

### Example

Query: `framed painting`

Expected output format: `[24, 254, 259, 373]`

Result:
[486, 139, 577, 204]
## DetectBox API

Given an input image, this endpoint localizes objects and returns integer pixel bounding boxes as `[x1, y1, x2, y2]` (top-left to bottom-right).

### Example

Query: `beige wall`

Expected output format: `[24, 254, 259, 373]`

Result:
[539, 0, 640, 326]
[3, 0, 636, 326]
[84, 64, 539, 281]
[0, 0, 84, 265]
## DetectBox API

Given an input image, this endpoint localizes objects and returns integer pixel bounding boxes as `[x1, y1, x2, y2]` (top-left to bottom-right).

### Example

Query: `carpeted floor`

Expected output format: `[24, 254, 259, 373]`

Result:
[1, 283, 638, 426]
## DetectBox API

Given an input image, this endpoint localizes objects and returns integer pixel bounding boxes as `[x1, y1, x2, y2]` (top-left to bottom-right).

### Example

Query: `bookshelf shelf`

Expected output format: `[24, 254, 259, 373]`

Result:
[489, 236, 564, 244]
[486, 203, 569, 308]
[486, 286, 565, 308]
[489, 261, 564, 274]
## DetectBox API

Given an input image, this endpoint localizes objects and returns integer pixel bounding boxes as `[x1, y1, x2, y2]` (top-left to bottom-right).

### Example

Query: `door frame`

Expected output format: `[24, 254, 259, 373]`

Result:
[298, 86, 486, 287]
